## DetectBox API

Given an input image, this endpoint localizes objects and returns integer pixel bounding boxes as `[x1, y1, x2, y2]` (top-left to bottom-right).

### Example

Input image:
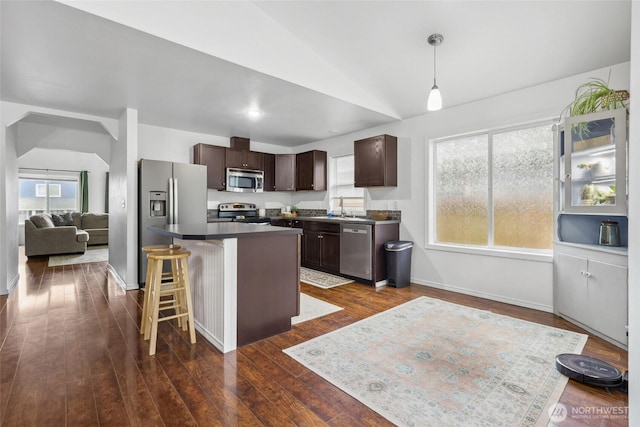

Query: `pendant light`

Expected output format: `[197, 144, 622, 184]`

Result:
[427, 33, 444, 111]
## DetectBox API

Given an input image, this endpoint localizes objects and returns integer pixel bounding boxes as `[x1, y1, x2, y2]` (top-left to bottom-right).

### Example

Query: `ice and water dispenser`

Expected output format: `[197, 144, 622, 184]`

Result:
[149, 191, 167, 217]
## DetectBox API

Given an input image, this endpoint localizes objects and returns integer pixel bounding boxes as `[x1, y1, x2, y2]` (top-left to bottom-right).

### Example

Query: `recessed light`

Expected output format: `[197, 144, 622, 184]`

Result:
[247, 110, 263, 118]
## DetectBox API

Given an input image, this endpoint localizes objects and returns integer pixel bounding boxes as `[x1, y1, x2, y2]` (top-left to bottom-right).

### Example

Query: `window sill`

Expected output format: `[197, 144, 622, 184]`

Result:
[425, 242, 552, 263]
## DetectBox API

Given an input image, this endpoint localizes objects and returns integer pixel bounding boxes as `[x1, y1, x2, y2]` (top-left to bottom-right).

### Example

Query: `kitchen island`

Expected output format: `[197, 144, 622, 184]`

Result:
[149, 223, 302, 353]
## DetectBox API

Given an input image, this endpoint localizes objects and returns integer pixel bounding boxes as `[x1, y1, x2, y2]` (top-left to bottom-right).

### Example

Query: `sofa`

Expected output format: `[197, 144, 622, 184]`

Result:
[24, 212, 109, 257]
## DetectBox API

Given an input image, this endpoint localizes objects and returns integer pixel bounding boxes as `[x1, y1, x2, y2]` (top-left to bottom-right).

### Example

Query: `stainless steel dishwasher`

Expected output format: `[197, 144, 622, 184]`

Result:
[340, 223, 372, 280]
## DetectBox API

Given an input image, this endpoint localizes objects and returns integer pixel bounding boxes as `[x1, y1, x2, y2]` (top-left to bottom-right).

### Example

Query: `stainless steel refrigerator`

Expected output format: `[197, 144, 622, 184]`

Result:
[138, 159, 207, 284]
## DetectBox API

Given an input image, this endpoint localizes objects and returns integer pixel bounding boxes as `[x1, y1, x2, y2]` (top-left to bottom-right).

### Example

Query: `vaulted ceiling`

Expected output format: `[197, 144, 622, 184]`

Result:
[0, 0, 632, 146]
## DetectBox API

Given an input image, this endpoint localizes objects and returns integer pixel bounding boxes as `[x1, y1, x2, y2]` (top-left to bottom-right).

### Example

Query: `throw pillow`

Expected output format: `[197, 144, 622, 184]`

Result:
[61, 212, 74, 225]
[52, 212, 75, 226]
[30, 214, 55, 228]
[51, 214, 65, 226]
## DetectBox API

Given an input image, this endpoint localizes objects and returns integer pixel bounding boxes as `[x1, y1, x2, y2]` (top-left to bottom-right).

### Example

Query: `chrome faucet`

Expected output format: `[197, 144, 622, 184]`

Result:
[339, 196, 345, 217]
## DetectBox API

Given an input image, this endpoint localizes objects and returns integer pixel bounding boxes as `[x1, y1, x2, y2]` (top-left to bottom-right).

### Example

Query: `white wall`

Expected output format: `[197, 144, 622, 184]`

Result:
[16, 116, 111, 162]
[0, 120, 19, 295]
[627, 1, 639, 422]
[292, 62, 631, 312]
[107, 108, 139, 290]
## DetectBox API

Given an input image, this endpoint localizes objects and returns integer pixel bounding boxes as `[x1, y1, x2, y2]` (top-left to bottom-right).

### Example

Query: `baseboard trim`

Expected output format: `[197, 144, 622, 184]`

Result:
[1, 274, 20, 295]
[107, 264, 138, 291]
[8, 273, 19, 293]
[410, 278, 554, 313]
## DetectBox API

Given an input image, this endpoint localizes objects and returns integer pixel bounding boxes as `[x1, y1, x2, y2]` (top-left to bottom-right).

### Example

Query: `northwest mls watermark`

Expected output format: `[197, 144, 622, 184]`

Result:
[548, 403, 628, 423]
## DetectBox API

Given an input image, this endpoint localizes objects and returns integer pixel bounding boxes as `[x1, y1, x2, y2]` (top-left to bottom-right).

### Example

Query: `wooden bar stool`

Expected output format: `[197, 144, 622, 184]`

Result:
[140, 244, 182, 335]
[144, 248, 196, 356]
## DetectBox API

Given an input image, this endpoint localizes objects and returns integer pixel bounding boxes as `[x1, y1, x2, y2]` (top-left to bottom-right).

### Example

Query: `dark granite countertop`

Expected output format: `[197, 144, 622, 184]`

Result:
[273, 216, 400, 225]
[149, 223, 302, 240]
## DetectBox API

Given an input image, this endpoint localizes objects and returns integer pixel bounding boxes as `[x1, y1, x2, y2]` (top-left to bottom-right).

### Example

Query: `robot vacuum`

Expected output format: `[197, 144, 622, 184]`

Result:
[556, 353, 626, 390]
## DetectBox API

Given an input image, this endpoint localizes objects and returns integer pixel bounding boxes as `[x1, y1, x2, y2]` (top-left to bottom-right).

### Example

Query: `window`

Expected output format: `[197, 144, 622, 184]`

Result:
[432, 122, 554, 252]
[19, 176, 79, 223]
[329, 155, 365, 215]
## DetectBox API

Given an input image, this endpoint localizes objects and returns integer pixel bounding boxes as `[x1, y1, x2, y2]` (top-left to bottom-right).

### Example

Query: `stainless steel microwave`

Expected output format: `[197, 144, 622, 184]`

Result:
[226, 168, 264, 193]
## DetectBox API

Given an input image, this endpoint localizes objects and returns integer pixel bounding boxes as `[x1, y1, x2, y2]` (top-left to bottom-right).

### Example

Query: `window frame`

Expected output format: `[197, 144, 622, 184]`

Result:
[328, 154, 366, 215]
[426, 119, 555, 263]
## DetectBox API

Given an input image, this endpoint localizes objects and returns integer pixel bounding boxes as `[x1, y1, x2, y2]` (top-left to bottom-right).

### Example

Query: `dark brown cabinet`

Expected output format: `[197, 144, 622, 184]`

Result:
[263, 153, 276, 191]
[274, 154, 296, 191]
[302, 221, 340, 274]
[296, 150, 327, 191]
[193, 143, 226, 190]
[226, 148, 263, 170]
[354, 134, 397, 187]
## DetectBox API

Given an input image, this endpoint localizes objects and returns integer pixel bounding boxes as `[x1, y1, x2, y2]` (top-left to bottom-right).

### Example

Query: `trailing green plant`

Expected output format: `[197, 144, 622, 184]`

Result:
[559, 71, 630, 139]
[570, 78, 628, 117]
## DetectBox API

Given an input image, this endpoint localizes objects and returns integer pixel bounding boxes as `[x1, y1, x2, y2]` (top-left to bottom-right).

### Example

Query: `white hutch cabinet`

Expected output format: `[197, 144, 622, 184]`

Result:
[554, 107, 628, 349]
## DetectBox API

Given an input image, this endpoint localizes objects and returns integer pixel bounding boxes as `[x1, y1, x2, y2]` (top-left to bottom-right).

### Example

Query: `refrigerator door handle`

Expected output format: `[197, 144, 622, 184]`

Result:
[174, 178, 179, 224]
[168, 178, 174, 224]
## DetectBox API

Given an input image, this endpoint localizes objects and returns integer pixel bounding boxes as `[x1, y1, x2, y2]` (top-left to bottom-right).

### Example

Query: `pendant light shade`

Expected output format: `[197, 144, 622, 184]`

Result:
[427, 33, 444, 111]
[427, 85, 442, 111]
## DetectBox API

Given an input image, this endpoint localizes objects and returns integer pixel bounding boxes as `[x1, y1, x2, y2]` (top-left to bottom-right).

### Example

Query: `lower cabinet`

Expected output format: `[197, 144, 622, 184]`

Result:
[302, 221, 340, 274]
[554, 243, 628, 348]
[272, 218, 400, 285]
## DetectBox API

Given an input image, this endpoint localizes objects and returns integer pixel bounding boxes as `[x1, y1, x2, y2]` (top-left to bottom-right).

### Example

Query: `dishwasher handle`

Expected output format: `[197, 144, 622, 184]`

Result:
[342, 227, 368, 234]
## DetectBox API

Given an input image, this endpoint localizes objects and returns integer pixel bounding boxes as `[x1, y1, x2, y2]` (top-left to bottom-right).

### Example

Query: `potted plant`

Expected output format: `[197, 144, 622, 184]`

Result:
[567, 76, 629, 138]
[570, 78, 629, 116]
[291, 206, 298, 217]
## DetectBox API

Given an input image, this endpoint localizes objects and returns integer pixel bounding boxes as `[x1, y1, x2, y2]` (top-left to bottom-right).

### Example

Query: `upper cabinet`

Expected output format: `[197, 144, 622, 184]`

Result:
[263, 153, 275, 191]
[226, 148, 263, 170]
[264, 153, 296, 191]
[296, 150, 327, 191]
[559, 108, 627, 215]
[354, 134, 397, 187]
[277, 154, 297, 191]
[193, 143, 226, 190]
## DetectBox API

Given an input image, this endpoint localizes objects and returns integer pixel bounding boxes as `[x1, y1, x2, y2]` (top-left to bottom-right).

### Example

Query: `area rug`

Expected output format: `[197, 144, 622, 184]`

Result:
[300, 267, 354, 289]
[292, 293, 343, 325]
[48, 246, 108, 266]
[284, 296, 587, 427]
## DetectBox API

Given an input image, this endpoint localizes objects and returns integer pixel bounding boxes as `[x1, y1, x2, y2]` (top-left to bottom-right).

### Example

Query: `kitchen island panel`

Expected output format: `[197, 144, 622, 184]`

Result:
[236, 234, 300, 347]
[175, 238, 237, 353]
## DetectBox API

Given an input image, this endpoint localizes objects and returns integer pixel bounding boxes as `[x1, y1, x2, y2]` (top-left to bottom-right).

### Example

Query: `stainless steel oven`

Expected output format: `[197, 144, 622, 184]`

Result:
[226, 168, 264, 193]
[218, 202, 271, 224]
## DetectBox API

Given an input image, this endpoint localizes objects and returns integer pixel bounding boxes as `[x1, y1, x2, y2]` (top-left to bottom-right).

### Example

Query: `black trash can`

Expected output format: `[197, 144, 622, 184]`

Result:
[384, 241, 414, 288]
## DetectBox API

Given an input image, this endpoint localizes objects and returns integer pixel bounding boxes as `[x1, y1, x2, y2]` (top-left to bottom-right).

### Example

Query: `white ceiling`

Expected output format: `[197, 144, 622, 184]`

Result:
[0, 0, 632, 147]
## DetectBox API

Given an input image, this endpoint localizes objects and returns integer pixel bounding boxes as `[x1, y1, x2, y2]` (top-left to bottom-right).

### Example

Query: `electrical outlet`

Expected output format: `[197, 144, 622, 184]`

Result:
[393, 201, 399, 211]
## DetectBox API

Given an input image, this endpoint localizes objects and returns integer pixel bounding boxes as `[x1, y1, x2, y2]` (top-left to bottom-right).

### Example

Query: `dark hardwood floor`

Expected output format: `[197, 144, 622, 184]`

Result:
[0, 249, 628, 426]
